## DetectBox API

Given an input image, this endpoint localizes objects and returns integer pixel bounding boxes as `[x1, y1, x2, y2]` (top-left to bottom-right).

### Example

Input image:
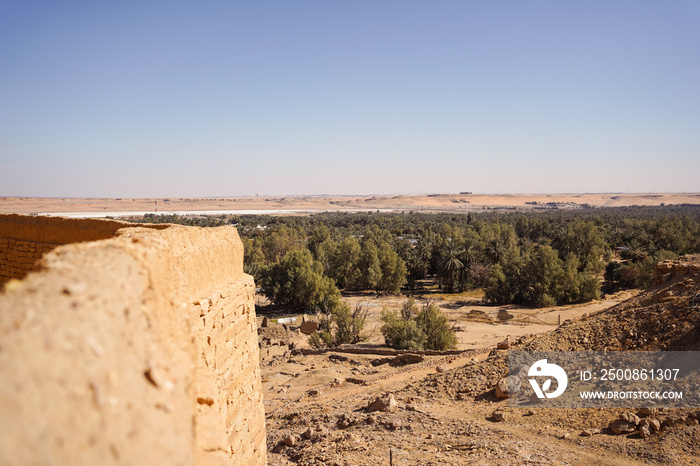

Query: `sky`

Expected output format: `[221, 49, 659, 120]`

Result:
[1, 1, 699, 197]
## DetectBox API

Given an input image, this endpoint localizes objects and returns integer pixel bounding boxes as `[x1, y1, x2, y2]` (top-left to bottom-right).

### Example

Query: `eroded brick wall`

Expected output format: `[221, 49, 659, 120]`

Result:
[0, 215, 266, 465]
[0, 237, 57, 282]
[0, 214, 165, 285]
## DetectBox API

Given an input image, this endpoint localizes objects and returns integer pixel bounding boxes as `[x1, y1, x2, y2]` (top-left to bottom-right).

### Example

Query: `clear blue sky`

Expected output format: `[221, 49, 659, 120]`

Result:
[1, 1, 699, 197]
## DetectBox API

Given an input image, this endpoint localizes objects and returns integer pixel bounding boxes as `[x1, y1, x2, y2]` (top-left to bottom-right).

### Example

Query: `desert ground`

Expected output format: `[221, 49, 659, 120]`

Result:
[257, 257, 700, 465]
[1, 192, 699, 216]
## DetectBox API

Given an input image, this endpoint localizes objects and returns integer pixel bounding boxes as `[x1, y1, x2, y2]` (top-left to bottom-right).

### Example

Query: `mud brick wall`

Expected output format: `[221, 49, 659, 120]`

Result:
[0, 214, 163, 285]
[0, 237, 57, 282]
[0, 215, 266, 465]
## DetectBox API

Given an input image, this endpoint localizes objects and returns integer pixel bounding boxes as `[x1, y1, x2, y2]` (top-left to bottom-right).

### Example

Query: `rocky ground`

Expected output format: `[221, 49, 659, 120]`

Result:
[261, 256, 700, 465]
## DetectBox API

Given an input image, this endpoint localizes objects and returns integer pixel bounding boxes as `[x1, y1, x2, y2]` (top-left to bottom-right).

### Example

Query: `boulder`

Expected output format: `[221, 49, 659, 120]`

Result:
[497, 337, 511, 350]
[366, 394, 398, 413]
[639, 424, 652, 438]
[494, 375, 520, 399]
[620, 412, 641, 426]
[272, 443, 287, 454]
[640, 418, 661, 434]
[391, 353, 425, 366]
[371, 353, 424, 367]
[609, 420, 636, 435]
[649, 419, 661, 433]
[497, 309, 514, 321]
[300, 320, 319, 335]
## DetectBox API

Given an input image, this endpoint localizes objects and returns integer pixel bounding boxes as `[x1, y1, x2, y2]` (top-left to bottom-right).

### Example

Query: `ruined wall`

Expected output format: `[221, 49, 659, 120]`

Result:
[655, 254, 700, 284]
[0, 214, 166, 284]
[0, 237, 57, 283]
[0, 215, 266, 465]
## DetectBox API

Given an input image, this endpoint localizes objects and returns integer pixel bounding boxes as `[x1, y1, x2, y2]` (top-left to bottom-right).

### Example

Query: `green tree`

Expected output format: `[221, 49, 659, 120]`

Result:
[260, 249, 340, 312]
[326, 236, 361, 288]
[260, 226, 304, 263]
[377, 244, 407, 292]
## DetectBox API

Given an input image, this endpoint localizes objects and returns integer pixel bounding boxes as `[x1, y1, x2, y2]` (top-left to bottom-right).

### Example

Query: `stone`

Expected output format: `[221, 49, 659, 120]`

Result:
[663, 416, 678, 427]
[497, 309, 513, 321]
[391, 353, 425, 366]
[261, 316, 269, 327]
[638, 407, 657, 417]
[609, 420, 636, 435]
[497, 337, 511, 349]
[494, 376, 520, 399]
[436, 365, 445, 373]
[649, 419, 661, 432]
[328, 354, 349, 363]
[580, 428, 601, 437]
[282, 435, 296, 447]
[492, 410, 505, 422]
[302, 428, 313, 440]
[639, 425, 652, 438]
[314, 425, 328, 436]
[272, 443, 287, 454]
[382, 419, 401, 431]
[336, 414, 359, 429]
[527, 409, 536, 416]
[366, 394, 398, 413]
[300, 320, 319, 335]
[620, 412, 641, 426]
[372, 353, 425, 367]
[640, 418, 661, 434]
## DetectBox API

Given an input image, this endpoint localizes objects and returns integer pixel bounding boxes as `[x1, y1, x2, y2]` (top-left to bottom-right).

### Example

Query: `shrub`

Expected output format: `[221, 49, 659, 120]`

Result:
[380, 299, 456, 351]
[380, 299, 425, 350]
[415, 301, 458, 350]
[308, 302, 368, 349]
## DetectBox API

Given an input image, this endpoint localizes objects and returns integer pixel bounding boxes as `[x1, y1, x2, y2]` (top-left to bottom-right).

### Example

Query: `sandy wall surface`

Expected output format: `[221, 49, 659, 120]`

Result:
[1, 192, 698, 215]
[0, 214, 166, 284]
[0, 216, 266, 465]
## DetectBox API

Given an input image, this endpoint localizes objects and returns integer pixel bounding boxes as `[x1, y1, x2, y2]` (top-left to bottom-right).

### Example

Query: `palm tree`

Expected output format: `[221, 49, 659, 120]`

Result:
[458, 241, 476, 289]
[406, 252, 422, 290]
[487, 238, 506, 265]
[621, 238, 648, 263]
[416, 240, 432, 279]
[439, 242, 463, 293]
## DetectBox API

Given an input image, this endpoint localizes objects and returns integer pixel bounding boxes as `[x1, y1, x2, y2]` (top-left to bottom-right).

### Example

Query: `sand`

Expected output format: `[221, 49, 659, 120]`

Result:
[1, 192, 698, 216]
